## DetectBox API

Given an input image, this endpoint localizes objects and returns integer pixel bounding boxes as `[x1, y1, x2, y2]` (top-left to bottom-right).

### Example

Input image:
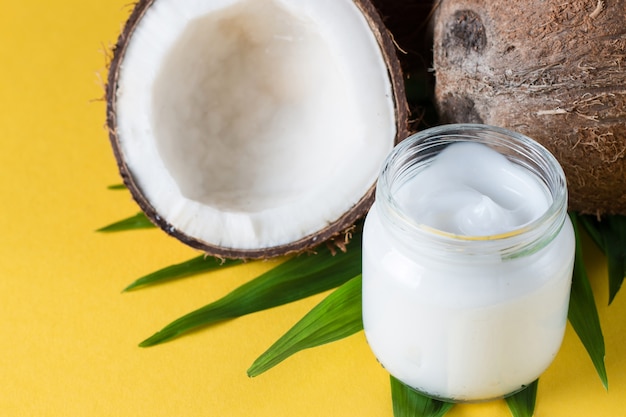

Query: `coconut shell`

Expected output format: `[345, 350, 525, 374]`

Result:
[433, 0, 626, 216]
[106, 0, 409, 259]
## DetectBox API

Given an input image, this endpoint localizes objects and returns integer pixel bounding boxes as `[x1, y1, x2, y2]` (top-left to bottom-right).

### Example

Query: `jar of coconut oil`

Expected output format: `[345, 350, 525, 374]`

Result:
[362, 124, 575, 402]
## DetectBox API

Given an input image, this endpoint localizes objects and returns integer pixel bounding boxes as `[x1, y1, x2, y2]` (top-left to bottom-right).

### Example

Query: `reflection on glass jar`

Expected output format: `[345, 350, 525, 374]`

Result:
[362, 124, 575, 402]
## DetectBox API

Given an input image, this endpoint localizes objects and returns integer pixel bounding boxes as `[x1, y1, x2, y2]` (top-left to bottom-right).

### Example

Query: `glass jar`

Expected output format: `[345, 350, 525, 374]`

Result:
[362, 124, 575, 402]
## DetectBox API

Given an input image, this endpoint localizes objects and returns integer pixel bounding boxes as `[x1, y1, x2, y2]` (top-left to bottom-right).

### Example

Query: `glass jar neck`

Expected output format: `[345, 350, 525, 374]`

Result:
[375, 124, 569, 260]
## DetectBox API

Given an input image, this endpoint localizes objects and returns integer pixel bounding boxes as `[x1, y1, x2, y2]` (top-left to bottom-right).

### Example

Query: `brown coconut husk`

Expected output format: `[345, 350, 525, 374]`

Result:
[432, 0, 626, 216]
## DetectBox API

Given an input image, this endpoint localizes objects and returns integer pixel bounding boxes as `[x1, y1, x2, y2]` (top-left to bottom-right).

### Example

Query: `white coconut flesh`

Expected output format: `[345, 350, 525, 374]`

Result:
[114, 0, 398, 253]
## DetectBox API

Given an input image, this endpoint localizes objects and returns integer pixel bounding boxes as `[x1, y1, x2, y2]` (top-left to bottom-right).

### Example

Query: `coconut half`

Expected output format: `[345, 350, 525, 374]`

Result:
[106, 0, 408, 258]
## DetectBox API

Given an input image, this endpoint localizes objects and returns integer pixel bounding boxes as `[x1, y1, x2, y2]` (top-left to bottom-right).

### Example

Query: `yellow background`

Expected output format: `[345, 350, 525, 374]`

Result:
[1, 1, 625, 416]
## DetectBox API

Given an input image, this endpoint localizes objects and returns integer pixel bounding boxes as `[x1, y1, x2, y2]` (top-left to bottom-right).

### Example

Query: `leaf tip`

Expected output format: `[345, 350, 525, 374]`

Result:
[599, 369, 609, 391]
[139, 332, 167, 348]
[121, 282, 140, 293]
[138, 339, 155, 348]
[246, 357, 270, 378]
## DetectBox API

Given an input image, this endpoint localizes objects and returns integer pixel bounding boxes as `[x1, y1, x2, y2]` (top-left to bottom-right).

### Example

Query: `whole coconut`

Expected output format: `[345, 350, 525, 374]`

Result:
[433, 0, 626, 216]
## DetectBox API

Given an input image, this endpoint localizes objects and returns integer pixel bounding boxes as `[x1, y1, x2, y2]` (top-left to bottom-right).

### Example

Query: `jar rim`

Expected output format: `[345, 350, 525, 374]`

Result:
[376, 124, 568, 255]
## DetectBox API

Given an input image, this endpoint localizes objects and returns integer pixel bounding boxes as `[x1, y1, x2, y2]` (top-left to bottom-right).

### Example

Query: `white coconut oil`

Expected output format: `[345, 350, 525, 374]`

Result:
[362, 124, 575, 402]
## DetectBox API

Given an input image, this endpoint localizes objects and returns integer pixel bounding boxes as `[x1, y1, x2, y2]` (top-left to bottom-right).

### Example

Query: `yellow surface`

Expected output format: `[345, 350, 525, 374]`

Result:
[1, 1, 625, 416]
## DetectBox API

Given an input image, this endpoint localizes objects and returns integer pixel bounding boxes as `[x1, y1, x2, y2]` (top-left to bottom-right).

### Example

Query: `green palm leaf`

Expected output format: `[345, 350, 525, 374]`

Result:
[568, 213, 608, 389]
[248, 275, 363, 377]
[139, 233, 362, 347]
[578, 215, 605, 252]
[390, 376, 454, 417]
[505, 380, 538, 417]
[97, 212, 155, 232]
[579, 215, 626, 305]
[123, 256, 244, 292]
